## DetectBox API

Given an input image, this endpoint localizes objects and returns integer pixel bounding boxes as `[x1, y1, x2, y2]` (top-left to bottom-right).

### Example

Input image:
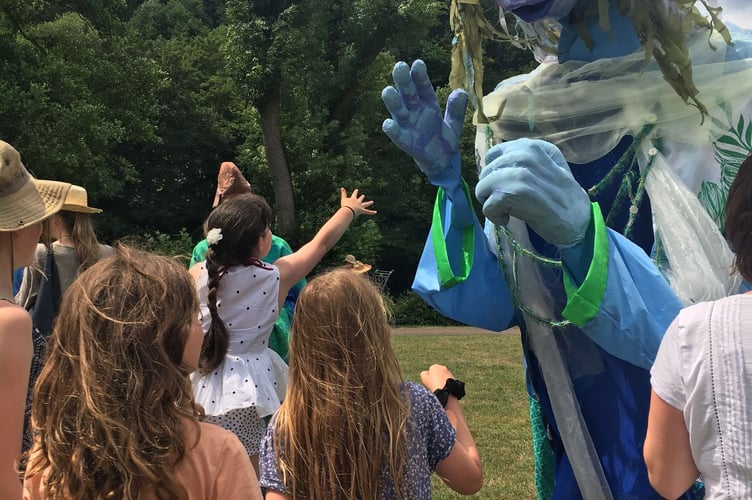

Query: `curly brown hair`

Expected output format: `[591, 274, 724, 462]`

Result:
[272, 268, 411, 499]
[24, 245, 203, 499]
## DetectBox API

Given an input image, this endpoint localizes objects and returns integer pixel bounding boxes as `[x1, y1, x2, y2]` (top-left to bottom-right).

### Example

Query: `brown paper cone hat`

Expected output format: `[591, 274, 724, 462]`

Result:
[212, 161, 252, 208]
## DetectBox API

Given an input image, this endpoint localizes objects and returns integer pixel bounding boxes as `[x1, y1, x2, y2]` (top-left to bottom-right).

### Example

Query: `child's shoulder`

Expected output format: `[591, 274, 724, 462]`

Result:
[0, 302, 32, 331]
[402, 381, 437, 405]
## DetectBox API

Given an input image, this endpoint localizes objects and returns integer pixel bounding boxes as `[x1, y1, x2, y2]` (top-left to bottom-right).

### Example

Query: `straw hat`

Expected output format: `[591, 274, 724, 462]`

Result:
[212, 161, 252, 208]
[61, 185, 102, 214]
[344, 254, 372, 274]
[0, 141, 71, 231]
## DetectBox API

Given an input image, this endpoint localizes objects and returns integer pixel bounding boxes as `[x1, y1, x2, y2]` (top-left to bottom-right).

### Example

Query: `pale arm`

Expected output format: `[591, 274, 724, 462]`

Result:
[265, 491, 290, 500]
[0, 306, 33, 499]
[643, 390, 699, 499]
[188, 262, 204, 282]
[421, 364, 482, 495]
[275, 188, 375, 307]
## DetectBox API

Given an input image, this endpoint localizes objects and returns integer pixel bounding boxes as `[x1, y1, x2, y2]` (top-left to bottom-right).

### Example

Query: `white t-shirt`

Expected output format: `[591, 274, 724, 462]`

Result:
[651, 293, 752, 499]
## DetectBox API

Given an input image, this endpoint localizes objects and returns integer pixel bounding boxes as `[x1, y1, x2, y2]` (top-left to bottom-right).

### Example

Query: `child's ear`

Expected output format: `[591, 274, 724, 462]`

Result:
[252, 236, 265, 257]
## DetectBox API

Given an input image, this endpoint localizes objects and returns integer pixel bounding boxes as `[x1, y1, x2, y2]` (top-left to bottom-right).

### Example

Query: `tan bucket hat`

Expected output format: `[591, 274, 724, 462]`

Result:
[0, 141, 71, 231]
[62, 185, 102, 214]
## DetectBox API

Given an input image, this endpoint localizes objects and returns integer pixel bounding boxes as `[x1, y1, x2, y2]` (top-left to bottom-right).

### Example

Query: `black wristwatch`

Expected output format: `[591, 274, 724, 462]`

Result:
[433, 378, 465, 408]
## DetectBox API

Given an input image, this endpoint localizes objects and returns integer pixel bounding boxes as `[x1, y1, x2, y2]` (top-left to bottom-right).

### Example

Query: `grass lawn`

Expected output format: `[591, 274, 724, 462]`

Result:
[392, 332, 536, 499]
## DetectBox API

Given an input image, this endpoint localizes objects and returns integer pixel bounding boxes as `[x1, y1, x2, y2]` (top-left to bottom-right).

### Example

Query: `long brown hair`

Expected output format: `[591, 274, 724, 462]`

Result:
[25, 245, 203, 500]
[199, 193, 272, 374]
[726, 153, 752, 282]
[57, 210, 101, 272]
[272, 269, 411, 499]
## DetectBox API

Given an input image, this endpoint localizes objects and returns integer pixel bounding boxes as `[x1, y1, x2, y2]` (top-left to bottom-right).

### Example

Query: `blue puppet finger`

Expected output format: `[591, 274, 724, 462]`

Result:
[411, 60, 440, 110]
[480, 188, 512, 227]
[392, 61, 421, 112]
[381, 118, 410, 153]
[381, 85, 413, 126]
[444, 89, 468, 142]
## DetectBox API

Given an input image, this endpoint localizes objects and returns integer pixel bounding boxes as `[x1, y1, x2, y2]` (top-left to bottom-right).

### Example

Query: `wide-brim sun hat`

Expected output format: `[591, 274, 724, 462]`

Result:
[344, 254, 372, 274]
[0, 140, 71, 231]
[62, 184, 102, 214]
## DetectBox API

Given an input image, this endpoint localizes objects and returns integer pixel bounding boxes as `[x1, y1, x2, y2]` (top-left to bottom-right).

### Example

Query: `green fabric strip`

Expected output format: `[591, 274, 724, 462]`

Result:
[562, 203, 609, 326]
[432, 180, 475, 288]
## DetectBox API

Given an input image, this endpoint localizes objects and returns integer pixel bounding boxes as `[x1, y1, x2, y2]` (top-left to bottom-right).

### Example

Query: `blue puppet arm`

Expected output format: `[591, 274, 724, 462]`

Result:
[412, 180, 515, 331]
[382, 59, 515, 330]
[560, 202, 683, 369]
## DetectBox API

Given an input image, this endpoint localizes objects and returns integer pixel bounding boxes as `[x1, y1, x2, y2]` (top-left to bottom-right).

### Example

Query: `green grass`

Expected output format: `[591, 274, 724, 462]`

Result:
[392, 333, 536, 499]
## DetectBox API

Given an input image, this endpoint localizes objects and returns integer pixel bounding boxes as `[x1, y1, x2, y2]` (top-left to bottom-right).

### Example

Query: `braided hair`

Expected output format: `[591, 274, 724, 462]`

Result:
[198, 194, 272, 374]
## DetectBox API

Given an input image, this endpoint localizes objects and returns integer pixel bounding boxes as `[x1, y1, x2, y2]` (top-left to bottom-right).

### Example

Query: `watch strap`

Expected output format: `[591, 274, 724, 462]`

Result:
[433, 378, 465, 407]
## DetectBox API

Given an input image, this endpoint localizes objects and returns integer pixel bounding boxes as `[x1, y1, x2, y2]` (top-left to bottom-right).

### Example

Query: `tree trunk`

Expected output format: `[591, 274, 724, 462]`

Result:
[258, 84, 296, 238]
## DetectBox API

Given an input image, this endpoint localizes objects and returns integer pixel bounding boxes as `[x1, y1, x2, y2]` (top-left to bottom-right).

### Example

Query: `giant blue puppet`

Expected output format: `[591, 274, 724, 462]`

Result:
[382, 1, 752, 498]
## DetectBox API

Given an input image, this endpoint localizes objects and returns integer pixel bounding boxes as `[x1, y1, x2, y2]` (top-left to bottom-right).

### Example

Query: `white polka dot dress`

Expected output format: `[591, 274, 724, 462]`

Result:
[191, 263, 288, 423]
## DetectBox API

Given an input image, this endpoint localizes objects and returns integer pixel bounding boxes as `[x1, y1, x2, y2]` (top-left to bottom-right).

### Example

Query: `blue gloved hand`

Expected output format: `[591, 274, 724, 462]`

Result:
[475, 138, 591, 248]
[382, 59, 468, 189]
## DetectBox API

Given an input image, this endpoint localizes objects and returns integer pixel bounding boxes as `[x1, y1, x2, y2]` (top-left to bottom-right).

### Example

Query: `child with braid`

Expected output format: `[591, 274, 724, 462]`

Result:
[190, 188, 375, 475]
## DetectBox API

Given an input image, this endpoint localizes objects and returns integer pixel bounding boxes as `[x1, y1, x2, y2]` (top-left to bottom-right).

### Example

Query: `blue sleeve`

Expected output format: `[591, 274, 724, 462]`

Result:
[406, 383, 456, 471]
[412, 187, 515, 331]
[12, 268, 23, 295]
[561, 204, 682, 369]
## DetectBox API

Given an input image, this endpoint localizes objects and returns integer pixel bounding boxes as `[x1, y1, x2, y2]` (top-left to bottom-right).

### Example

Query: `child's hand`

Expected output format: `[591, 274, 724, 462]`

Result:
[341, 188, 377, 217]
[420, 364, 455, 392]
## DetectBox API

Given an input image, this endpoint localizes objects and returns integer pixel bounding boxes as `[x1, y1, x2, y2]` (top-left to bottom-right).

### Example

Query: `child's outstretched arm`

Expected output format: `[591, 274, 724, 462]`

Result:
[421, 364, 483, 495]
[275, 188, 375, 307]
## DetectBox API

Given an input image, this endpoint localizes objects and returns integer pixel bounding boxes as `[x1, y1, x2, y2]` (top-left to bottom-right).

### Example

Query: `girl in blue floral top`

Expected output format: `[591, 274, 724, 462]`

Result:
[259, 268, 482, 499]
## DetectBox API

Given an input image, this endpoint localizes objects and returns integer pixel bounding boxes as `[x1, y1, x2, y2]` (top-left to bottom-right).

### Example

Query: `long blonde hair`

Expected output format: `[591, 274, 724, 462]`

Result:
[25, 245, 203, 499]
[56, 210, 101, 272]
[273, 268, 411, 499]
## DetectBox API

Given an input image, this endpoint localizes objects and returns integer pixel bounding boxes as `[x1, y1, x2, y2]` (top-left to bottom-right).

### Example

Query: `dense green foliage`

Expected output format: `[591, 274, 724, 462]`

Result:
[0, 0, 534, 298]
[391, 290, 462, 326]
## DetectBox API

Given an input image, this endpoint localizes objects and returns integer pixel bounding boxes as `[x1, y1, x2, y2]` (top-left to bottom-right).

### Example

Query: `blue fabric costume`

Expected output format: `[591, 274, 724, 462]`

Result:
[382, 1, 752, 498]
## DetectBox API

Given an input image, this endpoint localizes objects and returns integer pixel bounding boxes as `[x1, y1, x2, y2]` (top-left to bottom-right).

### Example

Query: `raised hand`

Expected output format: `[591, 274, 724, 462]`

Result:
[382, 60, 468, 188]
[340, 187, 377, 217]
[475, 139, 592, 248]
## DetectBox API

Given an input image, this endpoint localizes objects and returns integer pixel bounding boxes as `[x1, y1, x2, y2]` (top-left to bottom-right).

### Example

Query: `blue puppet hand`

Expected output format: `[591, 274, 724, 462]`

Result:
[475, 138, 591, 248]
[382, 60, 468, 189]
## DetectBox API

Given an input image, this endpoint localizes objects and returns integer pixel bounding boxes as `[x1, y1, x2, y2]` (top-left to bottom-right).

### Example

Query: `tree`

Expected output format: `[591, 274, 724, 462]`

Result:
[224, 0, 446, 240]
[0, 12, 159, 204]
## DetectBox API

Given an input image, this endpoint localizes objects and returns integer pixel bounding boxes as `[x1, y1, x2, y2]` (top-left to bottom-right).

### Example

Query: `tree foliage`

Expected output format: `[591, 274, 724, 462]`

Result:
[0, 0, 534, 295]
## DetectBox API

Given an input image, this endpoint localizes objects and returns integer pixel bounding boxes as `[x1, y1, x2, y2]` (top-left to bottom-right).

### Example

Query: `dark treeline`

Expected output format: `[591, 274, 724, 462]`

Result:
[0, 0, 533, 294]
